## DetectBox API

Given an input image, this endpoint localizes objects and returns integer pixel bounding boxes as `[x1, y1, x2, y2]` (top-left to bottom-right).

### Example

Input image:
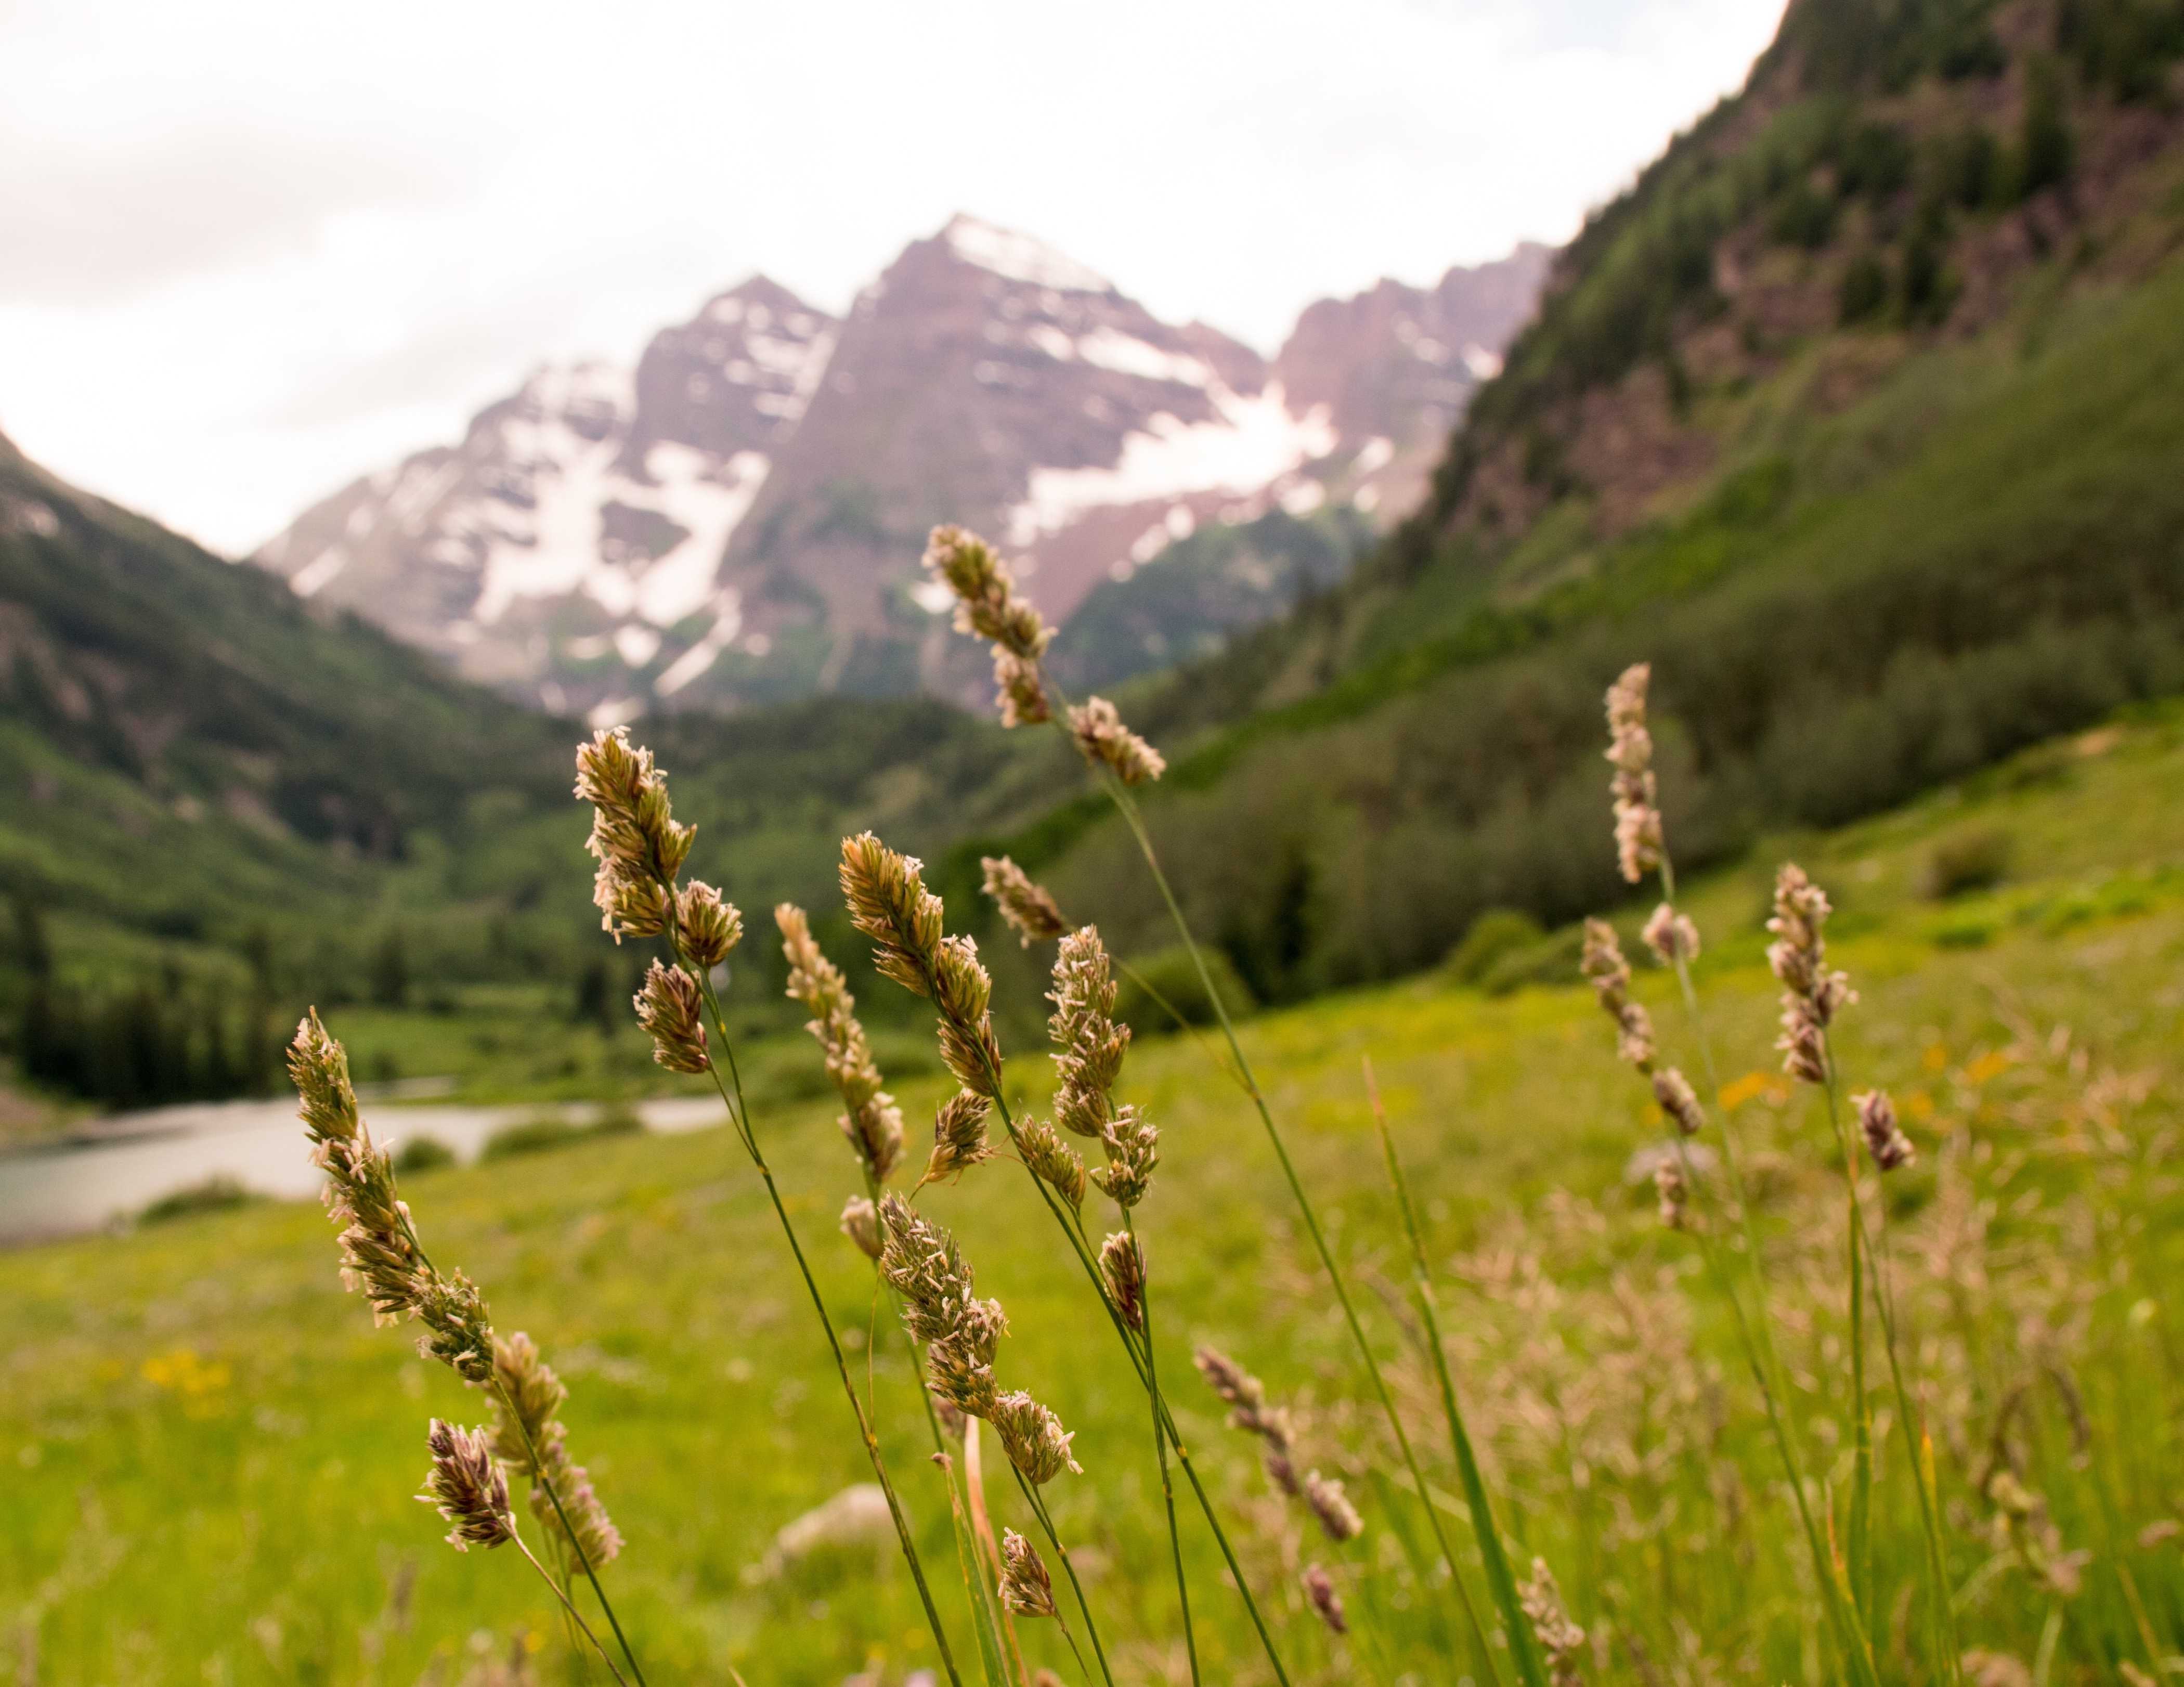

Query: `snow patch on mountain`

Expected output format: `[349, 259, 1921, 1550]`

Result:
[1007, 384, 1337, 546]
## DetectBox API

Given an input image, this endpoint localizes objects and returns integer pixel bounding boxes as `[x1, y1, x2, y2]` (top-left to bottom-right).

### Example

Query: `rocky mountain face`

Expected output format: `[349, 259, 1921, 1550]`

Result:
[256, 217, 1546, 717]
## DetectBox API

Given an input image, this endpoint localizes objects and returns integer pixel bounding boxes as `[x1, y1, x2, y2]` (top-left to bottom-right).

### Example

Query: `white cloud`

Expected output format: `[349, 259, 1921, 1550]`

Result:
[0, 0, 1787, 555]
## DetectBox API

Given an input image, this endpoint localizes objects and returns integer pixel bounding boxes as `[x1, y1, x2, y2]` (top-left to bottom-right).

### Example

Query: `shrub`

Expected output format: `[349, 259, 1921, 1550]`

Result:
[393, 1134, 457, 1174]
[1444, 908, 1548, 986]
[481, 1108, 645, 1161]
[1114, 944, 1257, 1032]
[138, 1176, 263, 1225]
[1923, 825, 2013, 898]
[1478, 924, 1589, 996]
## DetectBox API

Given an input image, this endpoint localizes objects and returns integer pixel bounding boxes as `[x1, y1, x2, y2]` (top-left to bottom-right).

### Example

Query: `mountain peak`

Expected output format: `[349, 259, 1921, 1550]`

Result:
[939, 213, 1115, 294]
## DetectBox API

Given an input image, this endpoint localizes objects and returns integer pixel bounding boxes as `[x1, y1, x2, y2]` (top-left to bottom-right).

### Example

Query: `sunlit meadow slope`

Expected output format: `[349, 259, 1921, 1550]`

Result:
[4, 706, 2182, 1684]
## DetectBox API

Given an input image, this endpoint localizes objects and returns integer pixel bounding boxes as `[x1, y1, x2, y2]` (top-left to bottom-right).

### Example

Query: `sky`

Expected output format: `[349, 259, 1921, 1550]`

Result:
[0, 0, 1788, 556]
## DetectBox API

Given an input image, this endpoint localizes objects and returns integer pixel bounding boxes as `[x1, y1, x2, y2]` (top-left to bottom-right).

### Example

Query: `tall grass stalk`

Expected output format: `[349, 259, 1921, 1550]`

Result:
[1126, 1212, 1199, 1686]
[1083, 763, 1515, 1684]
[1010, 1465, 1115, 1687]
[683, 957, 966, 1686]
[843, 834, 1295, 1686]
[1360, 1057, 1548, 1687]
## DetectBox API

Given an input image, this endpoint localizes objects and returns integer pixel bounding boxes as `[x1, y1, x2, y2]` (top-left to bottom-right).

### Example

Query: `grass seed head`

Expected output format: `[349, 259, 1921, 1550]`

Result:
[675, 881, 743, 969]
[1091, 1105, 1159, 1209]
[991, 649, 1051, 728]
[1520, 1556, 1587, 1686]
[924, 525, 1052, 663]
[1049, 927, 1129, 1138]
[998, 1529, 1058, 1618]
[1302, 1563, 1348, 1636]
[877, 1194, 977, 1347]
[1769, 863, 1855, 1084]
[993, 1391, 1080, 1484]
[1018, 1117, 1088, 1209]
[1654, 1156, 1688, 1230]
[1099, 1231, 1145, 1332]
[634, 960, 710, 1074]
[1067, 696, 1166, 785]
[1652, 1067, 1704, 1137]
[921, 1089, 996, 1187]
[839, 1195, 882, 1261]
[1581, 919, 1654, 1070]
[418, 1420, 515, 1554]
[291, 1015, 425, 1325]
[1642, 901, 1699, 967]
[981, 855, 1068, 946]
[777, 902, 903, 1181]
[1855, 1088, 1916, 1171]
[575, 729, 694, 942]
[486, 1340, 622, 1568]
[1604, 662, 1663, 884]
[841, 834, 1003, 1095]
[1304, 1470, 1363, 1542]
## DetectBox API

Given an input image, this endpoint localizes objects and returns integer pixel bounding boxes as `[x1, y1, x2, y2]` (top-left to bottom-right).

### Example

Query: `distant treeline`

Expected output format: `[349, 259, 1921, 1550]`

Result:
[17, 983, 291, 1110]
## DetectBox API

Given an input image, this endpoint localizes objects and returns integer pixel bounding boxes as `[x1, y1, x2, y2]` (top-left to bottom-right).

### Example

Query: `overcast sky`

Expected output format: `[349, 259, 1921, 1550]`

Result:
[0, 0, 1787, 555]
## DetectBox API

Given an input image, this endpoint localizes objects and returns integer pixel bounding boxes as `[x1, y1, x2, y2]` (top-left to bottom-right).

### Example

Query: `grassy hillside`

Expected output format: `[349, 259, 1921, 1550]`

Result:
[4, 704, 2181, 1682]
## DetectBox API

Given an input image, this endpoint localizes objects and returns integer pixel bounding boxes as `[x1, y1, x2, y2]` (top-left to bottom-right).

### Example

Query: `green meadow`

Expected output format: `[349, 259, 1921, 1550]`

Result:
[5, 705, 2183, 1684]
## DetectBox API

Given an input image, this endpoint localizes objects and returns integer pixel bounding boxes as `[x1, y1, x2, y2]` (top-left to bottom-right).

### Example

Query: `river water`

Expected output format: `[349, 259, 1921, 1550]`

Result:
[0, 1094, 729, 1245]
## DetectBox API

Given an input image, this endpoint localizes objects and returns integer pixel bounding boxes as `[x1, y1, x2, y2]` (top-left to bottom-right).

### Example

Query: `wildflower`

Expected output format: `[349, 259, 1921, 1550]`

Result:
[1641, 901, 1699, 967]
[418, 1420, 515, 1553]
[1302, 1563, 1348, 1636]
[1303, 1471, 1362, 1542]
[484, 1334, 623, 1568]
[1520, 1556, 1587, 1687]
[992, 1391, 1081, 1484]
[1092, 1105, 1159, 1209]
[1655, 1157, 1688, 1230]
[1604, 662, 1662, 884]
[675, 880, 743, 970]
[1580, 919, 1654, 1070]
[776, 904, 903, 1183]
[574, 728, 694, 942]
[1049, 927, 1129, 1139]
[981, 855, 1068, 946]
[840, 833, 1002, 1097]
[633, 959, 710, 1074]
[998, 1529, 1058, 1618]
[1068, 696, 1166, 785]
[1099, 1231, 1145, 1332]
[839, 1195, 882, 1261]
[921, 1089, 995, 1187]
[1652, 1067, 1704, 1137]
[1018, 1117, 1089, 1209]
[1768, 863, 1855, 1085]
[1854, 1089, 1915, 1172]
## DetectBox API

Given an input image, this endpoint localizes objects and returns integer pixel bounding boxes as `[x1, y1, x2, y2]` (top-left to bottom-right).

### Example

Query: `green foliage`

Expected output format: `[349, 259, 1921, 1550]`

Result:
[1113, 943, 1257, 1032]
[16, 979, 287, 1109]
[2016, 55, 2076, 200]
[1840, 251, 1893, 323]
[2058, 0, 2184, 100]
[1008, 254, 2184, 993]
[480, 1108, 644, 1162]
[1046, 507, 1373, 694]
[391, 1135, 458, 1175]
[1922, 824, 2014, 898]
[1441, 907, 1545, 985]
